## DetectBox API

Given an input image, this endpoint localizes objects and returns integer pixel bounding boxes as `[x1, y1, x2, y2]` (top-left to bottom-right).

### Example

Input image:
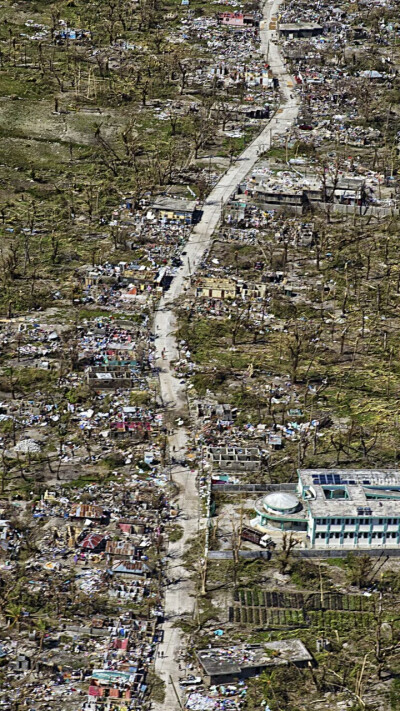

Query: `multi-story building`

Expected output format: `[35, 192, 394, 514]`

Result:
[254, 469, 400, 548]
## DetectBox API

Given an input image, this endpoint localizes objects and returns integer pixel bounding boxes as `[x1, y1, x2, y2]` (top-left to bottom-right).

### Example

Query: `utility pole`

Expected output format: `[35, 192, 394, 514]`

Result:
[318, 561, 324, 608]
[169, 675, 184, 710]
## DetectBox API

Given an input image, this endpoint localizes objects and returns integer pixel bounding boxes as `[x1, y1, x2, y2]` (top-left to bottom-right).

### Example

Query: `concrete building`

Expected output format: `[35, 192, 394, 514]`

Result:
[86, 366, 142, 389]
[144, 197, 200, 225]
[197, 640, 312, 685]
[196, 277, 237, 300]
[254, 469, 400, 548]
[301, 469, 400, 548]
[278, 22, 323, 38]
[218, 12, 260, 28]
[249, 175, 367, 211]
[255, 491, 307, 532]
[196, 277, 267, 300]
[207, 446, 261, 472]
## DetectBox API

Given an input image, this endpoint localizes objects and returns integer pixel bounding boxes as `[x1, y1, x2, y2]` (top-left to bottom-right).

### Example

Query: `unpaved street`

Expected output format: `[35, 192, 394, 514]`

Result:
[153, 1, 299, 705]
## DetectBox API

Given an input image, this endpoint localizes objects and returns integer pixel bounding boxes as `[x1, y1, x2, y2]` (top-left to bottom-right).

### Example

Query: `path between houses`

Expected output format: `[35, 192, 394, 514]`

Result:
[152, 0, 299, 706]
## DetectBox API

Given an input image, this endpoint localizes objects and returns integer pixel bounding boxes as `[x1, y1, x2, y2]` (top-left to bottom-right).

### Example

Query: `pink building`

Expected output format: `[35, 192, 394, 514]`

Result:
[218, 12, 259, 27]
[219, 12, 245, 26]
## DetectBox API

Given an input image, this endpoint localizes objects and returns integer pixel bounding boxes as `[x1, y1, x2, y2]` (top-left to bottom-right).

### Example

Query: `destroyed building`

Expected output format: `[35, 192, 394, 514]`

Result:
[197, 640, 313, 684]
[278, 22, 323, 38]
[207, 446, 261, 472]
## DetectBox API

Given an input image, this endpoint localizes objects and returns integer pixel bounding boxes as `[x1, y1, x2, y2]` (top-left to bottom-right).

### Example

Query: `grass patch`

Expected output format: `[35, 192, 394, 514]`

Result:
[147, 671, 166, 704]
[169, 524, 184, 542]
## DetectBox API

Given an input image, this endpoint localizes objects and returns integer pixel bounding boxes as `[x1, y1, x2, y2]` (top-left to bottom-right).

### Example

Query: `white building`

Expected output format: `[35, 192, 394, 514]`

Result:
[254, 469, 400, 548]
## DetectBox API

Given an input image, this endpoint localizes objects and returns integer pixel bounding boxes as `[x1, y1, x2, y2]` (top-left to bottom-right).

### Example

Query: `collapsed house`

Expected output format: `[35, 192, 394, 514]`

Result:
[196, 277, 267, 300]
[197, 640, 313, 684]
[207, 446, 261, 472]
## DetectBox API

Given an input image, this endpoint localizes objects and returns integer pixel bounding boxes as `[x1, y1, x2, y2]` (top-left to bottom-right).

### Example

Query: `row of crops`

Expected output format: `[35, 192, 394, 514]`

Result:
[234, 588, 376, 612]
[229, 605, 375, 629]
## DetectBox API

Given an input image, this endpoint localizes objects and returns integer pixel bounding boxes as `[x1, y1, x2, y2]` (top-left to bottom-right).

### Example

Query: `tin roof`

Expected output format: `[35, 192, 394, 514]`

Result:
[80, 533, 105, 550]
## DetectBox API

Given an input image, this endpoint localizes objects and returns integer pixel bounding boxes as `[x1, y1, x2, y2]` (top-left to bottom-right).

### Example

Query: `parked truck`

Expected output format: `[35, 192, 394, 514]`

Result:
[241, 525, 275, 549]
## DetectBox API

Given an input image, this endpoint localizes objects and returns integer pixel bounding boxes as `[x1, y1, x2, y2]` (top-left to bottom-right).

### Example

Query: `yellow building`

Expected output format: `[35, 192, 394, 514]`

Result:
[196, 278, 237, 299]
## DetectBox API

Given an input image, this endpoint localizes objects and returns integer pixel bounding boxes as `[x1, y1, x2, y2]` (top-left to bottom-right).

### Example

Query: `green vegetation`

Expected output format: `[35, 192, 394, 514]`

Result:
[0, 0, 263, 316]
[168, 523, 184, 542]
[179, 212, 400, 479]
[391, 678, 400, 710]
[147, 671, 166, 703]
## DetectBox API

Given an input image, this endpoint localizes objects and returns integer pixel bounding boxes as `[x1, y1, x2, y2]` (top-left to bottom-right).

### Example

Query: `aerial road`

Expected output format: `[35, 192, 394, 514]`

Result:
[152, 0, 299, 705]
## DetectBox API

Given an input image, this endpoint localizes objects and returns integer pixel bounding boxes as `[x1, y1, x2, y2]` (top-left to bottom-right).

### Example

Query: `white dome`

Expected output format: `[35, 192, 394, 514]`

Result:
[263, 492, 300, 514]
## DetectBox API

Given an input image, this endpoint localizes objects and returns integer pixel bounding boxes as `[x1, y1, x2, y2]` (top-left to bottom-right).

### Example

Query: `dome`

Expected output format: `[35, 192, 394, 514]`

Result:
[263, 492, 300, 515]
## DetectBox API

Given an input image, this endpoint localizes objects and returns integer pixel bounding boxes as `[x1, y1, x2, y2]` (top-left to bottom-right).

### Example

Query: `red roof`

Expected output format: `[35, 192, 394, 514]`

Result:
[89, 685, 104, 697]
[113, 638, 129, 650]
[80, 533, 105, 550]
[119, 523, 132, 533]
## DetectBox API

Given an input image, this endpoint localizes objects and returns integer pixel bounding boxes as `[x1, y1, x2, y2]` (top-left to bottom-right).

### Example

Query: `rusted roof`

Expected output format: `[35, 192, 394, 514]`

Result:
[106, 540, 137, 556]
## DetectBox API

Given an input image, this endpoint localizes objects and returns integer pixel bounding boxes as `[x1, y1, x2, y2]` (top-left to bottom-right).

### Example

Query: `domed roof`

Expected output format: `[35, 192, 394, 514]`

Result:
[263, 492, 299, 512]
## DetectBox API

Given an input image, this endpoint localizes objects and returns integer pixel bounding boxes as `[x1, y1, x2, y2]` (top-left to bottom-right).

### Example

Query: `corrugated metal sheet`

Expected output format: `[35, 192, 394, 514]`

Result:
[80, 533, 105, 550]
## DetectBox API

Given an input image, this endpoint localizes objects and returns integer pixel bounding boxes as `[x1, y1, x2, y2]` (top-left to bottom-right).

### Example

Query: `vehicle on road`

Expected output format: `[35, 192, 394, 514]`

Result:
[179, 676, 202, 687]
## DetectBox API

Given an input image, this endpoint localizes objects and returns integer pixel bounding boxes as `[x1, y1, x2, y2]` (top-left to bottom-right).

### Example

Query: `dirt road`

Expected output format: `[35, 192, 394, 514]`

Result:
[153, 1, 298, 706]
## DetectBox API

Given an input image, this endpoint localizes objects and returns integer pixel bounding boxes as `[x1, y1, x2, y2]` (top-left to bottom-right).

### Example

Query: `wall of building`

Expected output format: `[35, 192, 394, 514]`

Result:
[311, 517, 400, 547]
[259, 512, 307, 532]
